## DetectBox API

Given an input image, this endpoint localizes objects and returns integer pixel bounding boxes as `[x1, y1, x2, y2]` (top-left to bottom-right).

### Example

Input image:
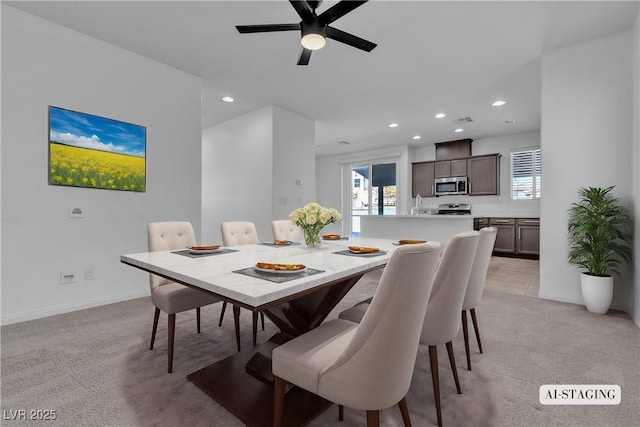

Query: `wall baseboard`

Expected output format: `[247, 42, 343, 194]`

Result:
[538, 290, 582, 305]
[1, 290, 149, 326]
[540, 291, 637, 327]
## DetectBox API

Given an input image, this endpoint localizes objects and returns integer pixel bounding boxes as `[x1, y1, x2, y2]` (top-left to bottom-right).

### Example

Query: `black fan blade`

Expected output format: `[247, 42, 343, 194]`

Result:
[326, 26, 376, 52]
[297, 48, 312, 65]
[319, 1, 368, 25]
[236, 23, 300, 33]
[289, 0, 314, 22]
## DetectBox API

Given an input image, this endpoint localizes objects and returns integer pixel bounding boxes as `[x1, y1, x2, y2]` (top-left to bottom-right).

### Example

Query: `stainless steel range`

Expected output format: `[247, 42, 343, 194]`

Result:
[436, 203, 471, 215]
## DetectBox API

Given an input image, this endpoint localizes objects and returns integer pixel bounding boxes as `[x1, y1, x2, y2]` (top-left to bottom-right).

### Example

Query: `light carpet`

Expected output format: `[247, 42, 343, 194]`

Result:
[1, 278, 638, 426]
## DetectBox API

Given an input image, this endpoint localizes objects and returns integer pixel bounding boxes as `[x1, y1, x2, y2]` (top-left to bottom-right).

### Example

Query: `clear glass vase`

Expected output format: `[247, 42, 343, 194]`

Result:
[303, 229, 321, 248]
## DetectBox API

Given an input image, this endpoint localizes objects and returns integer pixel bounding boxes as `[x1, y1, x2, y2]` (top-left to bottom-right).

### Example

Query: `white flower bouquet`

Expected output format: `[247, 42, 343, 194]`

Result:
[289, 202, 342, 247]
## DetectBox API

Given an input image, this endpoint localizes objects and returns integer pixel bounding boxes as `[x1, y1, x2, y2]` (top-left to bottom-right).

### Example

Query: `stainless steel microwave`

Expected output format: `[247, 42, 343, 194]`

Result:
[434, 176, 468, 196]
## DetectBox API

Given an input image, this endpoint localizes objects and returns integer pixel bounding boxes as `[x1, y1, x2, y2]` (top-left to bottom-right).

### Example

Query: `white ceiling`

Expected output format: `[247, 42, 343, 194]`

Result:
[7, 1, 639, 156]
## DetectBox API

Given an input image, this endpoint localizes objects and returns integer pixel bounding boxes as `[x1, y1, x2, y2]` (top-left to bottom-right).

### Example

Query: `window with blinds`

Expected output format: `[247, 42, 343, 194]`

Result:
[511, 148, 541, 200]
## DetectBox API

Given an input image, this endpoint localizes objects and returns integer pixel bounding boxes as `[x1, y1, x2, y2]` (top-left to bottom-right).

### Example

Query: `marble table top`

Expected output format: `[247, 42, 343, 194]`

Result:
[121, 237, 397, 308]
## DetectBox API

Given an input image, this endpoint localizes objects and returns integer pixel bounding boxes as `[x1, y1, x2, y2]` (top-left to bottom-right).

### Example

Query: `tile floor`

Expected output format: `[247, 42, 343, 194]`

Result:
[484, 255, 540, 297]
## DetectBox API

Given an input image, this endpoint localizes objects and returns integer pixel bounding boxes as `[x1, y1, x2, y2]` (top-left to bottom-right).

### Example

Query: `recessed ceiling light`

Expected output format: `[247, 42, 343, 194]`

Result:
[388, 123, 398, 128]
[222, 96, 234, 103]
[413, 135, 421, 140]
[504, 119, 516, 124]
[435, 113, 446, 119]
[454, 128, 464, 133]
[492, 100, 506, 107]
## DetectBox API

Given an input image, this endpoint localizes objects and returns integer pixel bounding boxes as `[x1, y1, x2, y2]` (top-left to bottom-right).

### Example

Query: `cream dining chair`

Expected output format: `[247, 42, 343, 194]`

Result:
[339, 231, 479, 427]
[220, 221, 265, 348]
[271, 219, 304, 241]
[147, 221, 238, 373]
[273, 242, 443, 427]
[461, 226, 497, 371]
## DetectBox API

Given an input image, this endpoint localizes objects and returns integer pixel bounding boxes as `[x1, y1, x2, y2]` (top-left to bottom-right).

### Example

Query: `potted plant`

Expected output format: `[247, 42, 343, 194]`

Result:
[567, 186, 632, 314]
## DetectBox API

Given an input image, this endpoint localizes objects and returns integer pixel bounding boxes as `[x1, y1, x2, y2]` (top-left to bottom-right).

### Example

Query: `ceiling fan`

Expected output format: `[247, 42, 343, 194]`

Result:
[236, 0, 377, 65]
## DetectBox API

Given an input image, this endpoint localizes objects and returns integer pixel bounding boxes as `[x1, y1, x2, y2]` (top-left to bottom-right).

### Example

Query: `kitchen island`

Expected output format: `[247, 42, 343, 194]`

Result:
[359, 214, 474, 244]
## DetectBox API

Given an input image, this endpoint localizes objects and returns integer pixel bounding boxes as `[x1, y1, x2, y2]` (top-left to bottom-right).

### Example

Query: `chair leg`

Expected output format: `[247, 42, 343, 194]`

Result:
[167, 313, 176, 374]
[273, 376, 286, 427]
[150, 307, 160, 350]
[252, 311, 258, 346]
[446, 341, 462, 394]
[398, 397, 412, 427]
[470, 308, 483, 353]
[428, 345, 442, 427]
[260, 311, 265, 330]
[218, 301, 227, 327]
[233, 305, 241, 352]
[462, 310, 471, 371]
[196, 307, 201, 334]
[338, 404, 344, 421]
[366, 410, 380, 427]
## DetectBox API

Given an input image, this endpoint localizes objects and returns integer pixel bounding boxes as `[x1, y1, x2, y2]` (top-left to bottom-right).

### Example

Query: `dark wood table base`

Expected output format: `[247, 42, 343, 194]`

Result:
[187, 338, 332, 427]
[187, 271, 377, 426]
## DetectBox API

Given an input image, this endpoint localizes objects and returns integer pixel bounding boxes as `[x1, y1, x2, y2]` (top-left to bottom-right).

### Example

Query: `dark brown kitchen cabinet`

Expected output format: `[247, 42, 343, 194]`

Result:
[473, 217, 489, 230]
[435, 159, 467, 178]
[490, 218, 516, 254]
[467, 154, 500, 195]
[516, 218, 540, 256]
[476, 217, 539, 258]
[411, 161, 435, 197]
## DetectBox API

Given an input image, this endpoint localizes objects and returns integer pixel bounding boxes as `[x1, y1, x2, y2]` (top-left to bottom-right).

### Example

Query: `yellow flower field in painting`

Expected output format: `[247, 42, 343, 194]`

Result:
[49, 143, 145, 192]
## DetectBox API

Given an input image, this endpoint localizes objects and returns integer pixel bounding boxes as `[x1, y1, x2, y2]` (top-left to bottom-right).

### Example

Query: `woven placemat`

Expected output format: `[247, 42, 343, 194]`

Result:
[333, 249, 387, 258]
[233, 267, 325, 283]
[258, 241, 302, 247]
[171, 248, 239, 258]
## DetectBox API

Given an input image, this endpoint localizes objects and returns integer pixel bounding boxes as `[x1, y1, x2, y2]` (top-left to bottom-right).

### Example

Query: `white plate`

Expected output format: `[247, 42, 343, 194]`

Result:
[254, 266, 307, 274]
[189, 248, 223, 254]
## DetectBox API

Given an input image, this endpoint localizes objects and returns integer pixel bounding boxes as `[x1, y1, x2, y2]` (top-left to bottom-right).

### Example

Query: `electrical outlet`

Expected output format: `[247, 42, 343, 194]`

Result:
[59, 272, 76, 284]
[85, 267, 96, 280]
[68, 206, 84, 218]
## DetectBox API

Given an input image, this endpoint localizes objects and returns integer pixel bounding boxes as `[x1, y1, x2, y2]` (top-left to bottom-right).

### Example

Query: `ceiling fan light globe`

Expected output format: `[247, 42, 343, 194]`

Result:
[301, 33, 326, 50]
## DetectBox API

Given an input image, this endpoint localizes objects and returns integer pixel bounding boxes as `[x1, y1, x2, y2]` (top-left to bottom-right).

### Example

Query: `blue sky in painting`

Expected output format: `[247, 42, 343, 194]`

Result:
[49, 106, 146, 157]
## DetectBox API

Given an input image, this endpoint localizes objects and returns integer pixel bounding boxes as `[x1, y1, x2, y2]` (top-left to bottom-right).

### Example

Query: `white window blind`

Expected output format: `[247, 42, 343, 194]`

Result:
[511, 148, 541, 200]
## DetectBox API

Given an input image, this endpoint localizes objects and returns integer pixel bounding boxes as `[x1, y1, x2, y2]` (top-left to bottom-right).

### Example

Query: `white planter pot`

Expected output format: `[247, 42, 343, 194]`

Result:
[580, 273, 613, 314]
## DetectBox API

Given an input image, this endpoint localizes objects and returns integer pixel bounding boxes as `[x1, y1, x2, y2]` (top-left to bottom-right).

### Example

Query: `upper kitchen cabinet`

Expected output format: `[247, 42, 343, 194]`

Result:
[411, 161, 435, 197]
[467, 154, 500, 196]
[435, 159, 467, 178]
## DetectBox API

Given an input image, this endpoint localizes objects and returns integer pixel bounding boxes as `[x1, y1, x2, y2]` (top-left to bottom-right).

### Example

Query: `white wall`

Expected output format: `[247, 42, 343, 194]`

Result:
[412, 131, 541, 217]
[272, 106, 316, 221]
[540, 30, 634, 311]
[202, 107, 274, 242]
[0, 6, 203, 324]
[201, 106, 315, 243]
[632, 8, 640, 326]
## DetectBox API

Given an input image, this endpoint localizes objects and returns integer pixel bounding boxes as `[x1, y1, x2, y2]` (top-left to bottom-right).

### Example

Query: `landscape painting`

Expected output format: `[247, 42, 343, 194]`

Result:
[48, 106, 146, 192]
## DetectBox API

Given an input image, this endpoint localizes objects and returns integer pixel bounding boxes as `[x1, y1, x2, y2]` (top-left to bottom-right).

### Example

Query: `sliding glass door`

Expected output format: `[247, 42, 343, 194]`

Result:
[350, 162, 396, 236]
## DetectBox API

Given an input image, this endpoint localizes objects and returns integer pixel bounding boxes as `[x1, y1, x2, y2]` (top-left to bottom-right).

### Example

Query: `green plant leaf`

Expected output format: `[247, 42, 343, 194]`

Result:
[567, 186, 632, 276]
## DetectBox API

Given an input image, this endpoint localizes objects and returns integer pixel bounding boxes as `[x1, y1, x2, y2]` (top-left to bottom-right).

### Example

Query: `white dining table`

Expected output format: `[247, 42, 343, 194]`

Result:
[120, 236, 399, 427]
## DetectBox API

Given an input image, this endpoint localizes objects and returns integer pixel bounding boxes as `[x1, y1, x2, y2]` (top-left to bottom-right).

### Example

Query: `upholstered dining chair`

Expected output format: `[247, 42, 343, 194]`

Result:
[273, 242, 443, 427]
[339, 231, 479, 427]
[271, 219, 304, 242]
[461, 226, 497, 371]
[220, 221, 265, 347]
[147, 221, 238, 373]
